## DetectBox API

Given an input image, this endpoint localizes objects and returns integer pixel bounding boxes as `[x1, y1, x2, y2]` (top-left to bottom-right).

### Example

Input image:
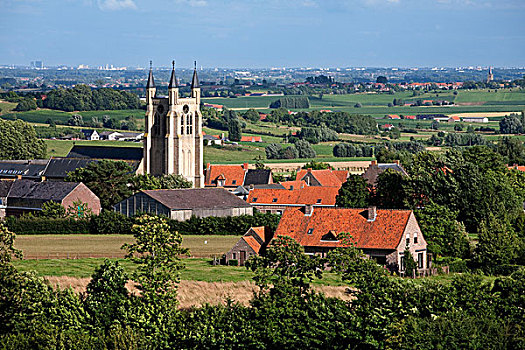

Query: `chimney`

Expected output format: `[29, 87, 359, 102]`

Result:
[393, 160, 400, 165]
[243, 163, 248, 170]
[206, 163, 211, 170]
[304, 204, 314, 216]
[371, 160, 377, 166]
[367, 206, 377, 222]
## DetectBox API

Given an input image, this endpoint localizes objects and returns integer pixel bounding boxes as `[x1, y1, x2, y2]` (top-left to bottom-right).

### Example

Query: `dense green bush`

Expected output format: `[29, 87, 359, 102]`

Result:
[6, 216, 90, 234]
[89, 210, 133, 235]
[269, 96, 310, 109]
[228, 259, 238, 266]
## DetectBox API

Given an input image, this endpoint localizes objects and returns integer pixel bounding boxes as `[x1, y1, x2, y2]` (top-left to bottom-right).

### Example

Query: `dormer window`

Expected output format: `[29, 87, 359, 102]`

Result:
[218, 179, 225, 187]
[307, 228, 314, 235]
[272, 198, 277, 202]
[414, 232, 418, 244]
[252, 198, 258, 202]
[316, 199, 322, 203]
[232, 180, 237, 185]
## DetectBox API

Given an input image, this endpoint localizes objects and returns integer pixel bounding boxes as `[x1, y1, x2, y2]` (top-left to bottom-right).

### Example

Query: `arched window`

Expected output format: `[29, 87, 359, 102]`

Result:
[180, 113, 185, 135]
[186, 113, 192, 134]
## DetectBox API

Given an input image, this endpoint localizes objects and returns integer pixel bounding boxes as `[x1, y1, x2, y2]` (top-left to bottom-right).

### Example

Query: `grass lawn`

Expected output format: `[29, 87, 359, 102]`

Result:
[45, 139, 142, 157]
[0, 100, 18, 114]
[14, 234, 240, 259]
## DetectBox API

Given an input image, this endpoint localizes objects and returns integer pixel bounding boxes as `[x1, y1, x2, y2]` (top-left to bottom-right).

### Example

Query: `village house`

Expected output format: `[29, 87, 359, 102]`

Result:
[204, 163, 272, 191]
[462, 116, 489, 123]
[81, 129, 100, 141]
[114, 187, 253, 221]
[1, 179, 101, 217]
[362, 160, 408, 186]
[273, 206, 428, 274]
[247, 186, 340, 214]
[240, 136, 263, 143]
[295, 168, 348, 188]
[225, 226, 272, 266]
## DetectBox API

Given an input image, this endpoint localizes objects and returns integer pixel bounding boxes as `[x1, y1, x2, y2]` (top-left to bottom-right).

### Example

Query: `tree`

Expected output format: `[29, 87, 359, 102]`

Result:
[66, 199, 93, 219]
[84, 259, 130, 331]
[415, 202, 470, 258]
[496, 137, 525, 165]
[265, 143, 282, 159]
[67, 114, 84, 126]
[66, 160, 133, 209]
[122, 214, 188, 346]
[0, 119, 46, 160]
[40, 201, 66, 219]
[227, 117, 242, 142]
[243, 109, 260, 123]
[129, 174, 192, 192]
[499, 114, 523, 134]
[402, 249, 417, 277]
[336, 174, 370, 208]
[376, 76, 388, 84]
[372, 169, 409, 209]
[295, 140, 316, 159]
[14, 98, 37, 112]
[302, 161, 330, 170]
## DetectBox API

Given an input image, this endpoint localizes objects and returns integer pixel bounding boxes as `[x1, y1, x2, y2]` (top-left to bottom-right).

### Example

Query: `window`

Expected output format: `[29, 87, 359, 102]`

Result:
[252, 198, 258, 202]
[418, 253, 423, 269]
[232, 180, 237, 185]
[307, 228, 314, 235]
[277, 210, 283, 215]
[414, 232, 418, 244]
[316, 199, 322, 203]
[406, 233, 410, 247]
[272, 198, 278, 202]
[232, 253, 236, 259]
[400, 256, 405, 271]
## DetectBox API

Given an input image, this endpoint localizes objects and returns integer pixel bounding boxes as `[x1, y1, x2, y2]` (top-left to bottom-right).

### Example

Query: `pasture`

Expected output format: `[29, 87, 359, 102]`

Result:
[14, 234, 240, 259]
[45, 139, 142, 157]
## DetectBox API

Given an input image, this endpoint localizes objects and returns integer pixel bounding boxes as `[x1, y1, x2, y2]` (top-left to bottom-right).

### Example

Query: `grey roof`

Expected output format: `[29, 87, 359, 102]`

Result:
[43, 158, 95, 179]
[0, 160, 48, 179]
[81, 129, 96, 137]
[146, 67, 155, 89]
[141, 188, 252, 210]
[8, 180, 79, 201]
[377, 163, 408, 175]
[362, 162, 408, 186]
[168, 65, 178, 89]
[0, 181, 14, 197]
[244, 169, 272, 186]
[191, 68, 199, 89]
[67, 145, 143, 161]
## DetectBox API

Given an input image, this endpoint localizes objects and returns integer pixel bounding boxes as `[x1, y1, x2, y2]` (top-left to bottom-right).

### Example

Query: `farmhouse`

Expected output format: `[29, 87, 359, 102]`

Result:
[114, 187, 253, 221]
[66, 145, 144, 174]
[362, 160, 408, 186]
[240, 136, 263, 142]
[204, 163, 272, 191]
[81, 129, 100, 141]
[295, 168, 348, 188]
[2, 179, 101, 217]
[0, 160, 49, 181]
[274, 206, 428, 274]
[247, 186, 339, 214]
[225, 226, 272, 266]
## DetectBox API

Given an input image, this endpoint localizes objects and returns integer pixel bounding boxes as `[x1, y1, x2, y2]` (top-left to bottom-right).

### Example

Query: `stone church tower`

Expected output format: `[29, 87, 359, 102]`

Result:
[143, 61, 204, 187]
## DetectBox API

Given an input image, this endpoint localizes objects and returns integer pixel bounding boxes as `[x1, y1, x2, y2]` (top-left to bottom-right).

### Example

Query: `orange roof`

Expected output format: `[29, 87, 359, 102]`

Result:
[387, 114, 400, 119]
[508, 165, 525, 172]
[405, 115, 416, 119]
[250, 226, 266, 242]
[449, 116, 461, 121]
[247, 187, 339, 206]
[205, 164, 247, 187]
[296, 169, 348, 188]
[243, 236, 263, 253]
[280, 180, 307, 190]
[240, 136, 262, 142]
[274, 207, 412, 250]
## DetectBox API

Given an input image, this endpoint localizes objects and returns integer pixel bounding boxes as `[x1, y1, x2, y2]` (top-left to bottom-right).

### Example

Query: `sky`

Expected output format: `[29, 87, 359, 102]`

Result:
[0, 0, 524, 68]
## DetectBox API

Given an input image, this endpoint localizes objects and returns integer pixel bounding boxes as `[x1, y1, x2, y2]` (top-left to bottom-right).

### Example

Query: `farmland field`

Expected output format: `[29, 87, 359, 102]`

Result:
[45, 139, 141, 157]
[14, 234, 240, 259]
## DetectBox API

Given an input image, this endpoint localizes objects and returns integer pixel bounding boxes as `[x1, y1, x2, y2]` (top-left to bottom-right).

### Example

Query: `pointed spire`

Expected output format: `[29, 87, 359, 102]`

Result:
[146, 60, 155, 89]
[169, 60, 178, 89]
[191, 60, 199, 89]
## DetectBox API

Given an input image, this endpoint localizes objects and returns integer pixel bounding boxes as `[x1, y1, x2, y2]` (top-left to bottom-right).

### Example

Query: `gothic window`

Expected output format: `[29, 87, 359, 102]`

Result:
[186, 113, 192, 134]
[181, 113, 185, 135]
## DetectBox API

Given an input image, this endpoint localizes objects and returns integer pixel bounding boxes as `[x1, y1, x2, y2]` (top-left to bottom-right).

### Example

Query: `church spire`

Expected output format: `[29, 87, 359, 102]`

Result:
[168, 60, 178, 89]
[191, 60, 199, 89]
[146, 60, 155, 89]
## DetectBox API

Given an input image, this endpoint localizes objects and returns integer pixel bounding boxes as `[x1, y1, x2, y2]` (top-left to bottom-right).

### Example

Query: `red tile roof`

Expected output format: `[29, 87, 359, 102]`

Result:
[247, 187, 339, 206]
[274, 207, 413, 250]
[205, 164, 247, 187]
[387, 114, 400, 119]
[508, 165, 525, 172]
[240, 136, 262, 142]
[280, 180, 307, 190]
[243, 236, 263, 253]
[250, 226, 266, 242]
[295, 169, 348, 188]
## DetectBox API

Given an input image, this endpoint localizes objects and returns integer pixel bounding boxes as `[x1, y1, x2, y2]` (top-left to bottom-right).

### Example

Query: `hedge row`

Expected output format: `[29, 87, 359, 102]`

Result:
[7, 211, 280, 236]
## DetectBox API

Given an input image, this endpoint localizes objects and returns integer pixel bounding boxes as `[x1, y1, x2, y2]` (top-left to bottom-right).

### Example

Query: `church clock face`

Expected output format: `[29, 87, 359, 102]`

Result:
[183, 105, 189, 114]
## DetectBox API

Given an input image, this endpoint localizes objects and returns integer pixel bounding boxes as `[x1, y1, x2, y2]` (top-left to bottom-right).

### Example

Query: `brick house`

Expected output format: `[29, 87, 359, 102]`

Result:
[204, 163, 272, 191]
[247, 186, 340, 215]
[3, 179, 101, 216]
[273, 206, 428, 274]
[225, 226, 271, 266]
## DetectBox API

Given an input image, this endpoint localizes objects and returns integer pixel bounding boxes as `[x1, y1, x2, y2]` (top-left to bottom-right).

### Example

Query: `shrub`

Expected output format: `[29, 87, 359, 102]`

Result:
[6, 216, 90, 234]
[89, 210, 133, 234]
[228, 259, 238, 266]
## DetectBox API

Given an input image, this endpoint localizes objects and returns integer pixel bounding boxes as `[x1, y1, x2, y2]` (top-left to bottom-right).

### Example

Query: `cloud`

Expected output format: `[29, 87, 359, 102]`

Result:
[175, 0, 208, 7]
[97, 0, 137, 11]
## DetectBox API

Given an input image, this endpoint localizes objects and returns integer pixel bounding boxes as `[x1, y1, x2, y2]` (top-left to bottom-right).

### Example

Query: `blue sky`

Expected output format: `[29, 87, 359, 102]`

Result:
[1, 0, 524, 68]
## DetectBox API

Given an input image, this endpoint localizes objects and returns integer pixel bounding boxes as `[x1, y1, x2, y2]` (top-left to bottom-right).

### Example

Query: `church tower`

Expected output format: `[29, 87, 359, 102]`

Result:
[143, 61, 204, 187]
[487, 66, 494, 83]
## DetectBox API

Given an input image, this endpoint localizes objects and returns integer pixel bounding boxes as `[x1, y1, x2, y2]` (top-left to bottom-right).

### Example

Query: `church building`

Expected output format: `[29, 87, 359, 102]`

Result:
[143, 61, 204, 187]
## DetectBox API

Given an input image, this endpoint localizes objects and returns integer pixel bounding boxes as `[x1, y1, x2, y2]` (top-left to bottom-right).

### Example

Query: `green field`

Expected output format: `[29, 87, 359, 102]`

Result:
[1, 108, 145, 129]
[45, 139, 142, 157]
